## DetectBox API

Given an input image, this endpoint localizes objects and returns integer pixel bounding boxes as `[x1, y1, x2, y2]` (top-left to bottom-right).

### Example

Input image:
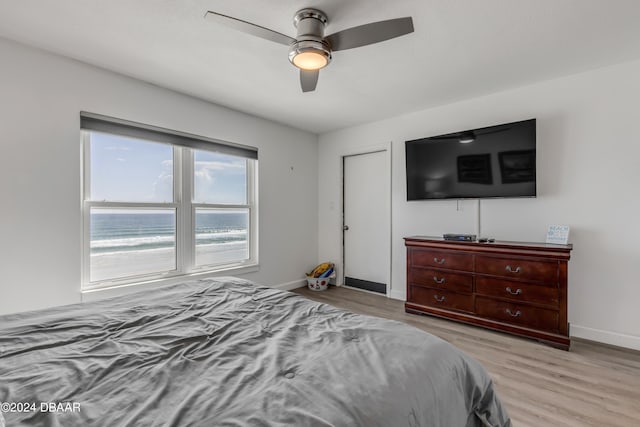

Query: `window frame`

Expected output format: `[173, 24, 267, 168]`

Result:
[81, 124, 258, 292]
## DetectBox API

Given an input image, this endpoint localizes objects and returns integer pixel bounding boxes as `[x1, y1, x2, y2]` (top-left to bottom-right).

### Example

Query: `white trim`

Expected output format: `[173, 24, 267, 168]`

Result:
[270, 279, 307, 291]
[191, 203, 251, 209]
[338, 142, 391, 158]
[340, 141, 393, 297]
[87, 201, 179, 208]
[250, 160, 259, 267]
[386, 141, 393, 294]
[80, 131, 90, 288]
[180, 147, 192, 273]
[570, 324, 640, 351]
[389, 290, 405, 301]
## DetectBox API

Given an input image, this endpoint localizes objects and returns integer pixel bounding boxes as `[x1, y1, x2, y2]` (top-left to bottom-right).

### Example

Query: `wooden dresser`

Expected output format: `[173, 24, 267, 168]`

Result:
[404, 237, 572, 350]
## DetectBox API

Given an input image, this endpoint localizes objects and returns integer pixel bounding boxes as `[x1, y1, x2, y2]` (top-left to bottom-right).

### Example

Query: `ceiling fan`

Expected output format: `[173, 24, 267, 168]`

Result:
[204, 8, 414, 92]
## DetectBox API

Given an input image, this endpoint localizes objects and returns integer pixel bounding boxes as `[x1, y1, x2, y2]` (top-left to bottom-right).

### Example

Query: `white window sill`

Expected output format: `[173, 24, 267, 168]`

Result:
[81, 263, 259, 302]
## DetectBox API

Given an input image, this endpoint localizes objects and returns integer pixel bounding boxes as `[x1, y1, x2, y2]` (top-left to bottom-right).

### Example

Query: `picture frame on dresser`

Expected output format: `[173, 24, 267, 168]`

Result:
[404, 236, 572, 350]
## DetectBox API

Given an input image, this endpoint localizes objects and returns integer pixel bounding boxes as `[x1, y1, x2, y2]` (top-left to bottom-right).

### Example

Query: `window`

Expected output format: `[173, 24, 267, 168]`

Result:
[81, 113, 258, 290]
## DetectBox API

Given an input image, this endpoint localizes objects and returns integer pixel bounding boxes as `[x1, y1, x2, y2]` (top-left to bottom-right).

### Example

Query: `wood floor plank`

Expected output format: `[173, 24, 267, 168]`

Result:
[293, 286, 640, 426]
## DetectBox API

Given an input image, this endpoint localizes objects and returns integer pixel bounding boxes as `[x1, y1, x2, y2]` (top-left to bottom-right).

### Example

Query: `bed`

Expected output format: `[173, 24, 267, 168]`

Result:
[0, 277, 511, 426]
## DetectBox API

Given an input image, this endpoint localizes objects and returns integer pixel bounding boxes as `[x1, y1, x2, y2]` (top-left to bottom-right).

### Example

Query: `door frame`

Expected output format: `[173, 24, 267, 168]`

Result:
[341, 142, 392, 297]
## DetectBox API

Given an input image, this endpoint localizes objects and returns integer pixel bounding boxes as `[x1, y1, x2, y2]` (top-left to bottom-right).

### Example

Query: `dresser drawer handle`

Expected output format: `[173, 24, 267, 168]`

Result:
[433, 295, 446, 302]
[505, 265, 521, 273]
[506, 308, 522, 317]
[433, 257, 446, 265]
[505, 287, 522, 295]
[433, 276, 446, 284]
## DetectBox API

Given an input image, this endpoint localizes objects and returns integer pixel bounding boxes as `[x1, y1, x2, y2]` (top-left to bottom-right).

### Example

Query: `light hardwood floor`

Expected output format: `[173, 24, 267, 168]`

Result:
[293, 286, 640, 427]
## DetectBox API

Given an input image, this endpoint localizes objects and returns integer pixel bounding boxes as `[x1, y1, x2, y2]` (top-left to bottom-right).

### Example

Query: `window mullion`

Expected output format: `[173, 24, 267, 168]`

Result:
[191, 203, 250, 209]
[180, 147, 194, 274]
[85, 204, 178, 209]
[249, 159, 258, 265]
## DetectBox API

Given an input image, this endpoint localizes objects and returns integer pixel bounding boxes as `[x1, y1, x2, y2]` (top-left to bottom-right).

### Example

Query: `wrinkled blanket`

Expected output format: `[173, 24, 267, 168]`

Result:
[0, 277, 510, 426]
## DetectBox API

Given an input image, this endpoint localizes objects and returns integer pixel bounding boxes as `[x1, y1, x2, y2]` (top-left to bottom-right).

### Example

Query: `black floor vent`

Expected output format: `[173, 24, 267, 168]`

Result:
[344, 277, 386, 294]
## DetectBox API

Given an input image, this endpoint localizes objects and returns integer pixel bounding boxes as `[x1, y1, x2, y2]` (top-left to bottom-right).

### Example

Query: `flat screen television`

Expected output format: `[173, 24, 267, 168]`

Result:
[405, 119, 536, 200]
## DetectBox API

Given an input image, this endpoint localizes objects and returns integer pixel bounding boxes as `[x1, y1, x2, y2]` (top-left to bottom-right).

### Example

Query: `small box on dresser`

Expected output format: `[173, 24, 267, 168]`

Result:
[404, 236, 572, 350]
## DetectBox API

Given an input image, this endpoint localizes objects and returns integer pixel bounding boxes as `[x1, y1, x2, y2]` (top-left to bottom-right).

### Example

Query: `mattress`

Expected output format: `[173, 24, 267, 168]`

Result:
[0, 277, 511, 426]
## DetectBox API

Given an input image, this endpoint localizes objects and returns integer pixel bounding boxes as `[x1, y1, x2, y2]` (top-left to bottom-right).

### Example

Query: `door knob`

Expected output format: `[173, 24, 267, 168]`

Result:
[343, 225, 350, 231]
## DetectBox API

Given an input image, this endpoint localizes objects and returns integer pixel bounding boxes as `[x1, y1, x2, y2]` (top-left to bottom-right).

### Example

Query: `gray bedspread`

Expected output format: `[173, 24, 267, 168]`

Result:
[0, 277, 510, 426]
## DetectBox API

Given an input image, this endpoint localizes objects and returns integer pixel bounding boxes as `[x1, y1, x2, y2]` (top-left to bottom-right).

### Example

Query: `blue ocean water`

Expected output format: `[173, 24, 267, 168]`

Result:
[90, 212, 248, 254]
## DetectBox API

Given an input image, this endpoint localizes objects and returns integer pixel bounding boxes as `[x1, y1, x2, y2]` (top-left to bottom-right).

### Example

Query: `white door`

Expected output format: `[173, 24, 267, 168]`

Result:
[343, 150, 390, 294]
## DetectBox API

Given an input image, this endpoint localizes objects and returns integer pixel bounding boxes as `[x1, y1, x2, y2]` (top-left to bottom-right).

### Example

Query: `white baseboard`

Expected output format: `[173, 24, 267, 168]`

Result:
[271, 279, 307, 291]
[571, 324, 640, 351]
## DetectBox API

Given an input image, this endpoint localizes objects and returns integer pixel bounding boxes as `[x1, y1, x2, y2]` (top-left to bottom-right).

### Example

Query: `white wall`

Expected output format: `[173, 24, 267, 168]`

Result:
[318, 60, 640, 350]
[0, 37, 318, 315]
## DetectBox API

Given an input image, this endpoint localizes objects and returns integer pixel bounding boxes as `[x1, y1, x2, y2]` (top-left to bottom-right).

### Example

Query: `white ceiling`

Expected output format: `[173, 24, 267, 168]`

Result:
[1, 0, 640, 134]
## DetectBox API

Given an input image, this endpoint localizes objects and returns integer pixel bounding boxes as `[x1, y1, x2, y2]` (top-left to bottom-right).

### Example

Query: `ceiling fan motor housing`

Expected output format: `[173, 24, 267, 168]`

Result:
[289, 8, 332, 70]
[294, 8, 327, 39]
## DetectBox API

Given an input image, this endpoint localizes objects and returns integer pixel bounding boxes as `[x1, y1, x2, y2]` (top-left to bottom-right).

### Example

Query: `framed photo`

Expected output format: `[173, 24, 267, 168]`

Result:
[499, 149, 536, 183]
[457, 154, 493, 184]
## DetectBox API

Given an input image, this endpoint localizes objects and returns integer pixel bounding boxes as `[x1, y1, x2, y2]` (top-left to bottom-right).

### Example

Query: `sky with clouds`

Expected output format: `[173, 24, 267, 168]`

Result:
[90, 132, 247, 204]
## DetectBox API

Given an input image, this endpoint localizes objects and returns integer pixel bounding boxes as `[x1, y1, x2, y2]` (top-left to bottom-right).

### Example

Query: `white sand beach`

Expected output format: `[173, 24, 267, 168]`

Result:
[91, 242, 248, 282]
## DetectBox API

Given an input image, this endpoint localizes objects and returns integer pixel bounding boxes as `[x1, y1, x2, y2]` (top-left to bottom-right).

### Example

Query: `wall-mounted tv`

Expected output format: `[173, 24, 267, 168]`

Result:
[405, 119, 536, 200]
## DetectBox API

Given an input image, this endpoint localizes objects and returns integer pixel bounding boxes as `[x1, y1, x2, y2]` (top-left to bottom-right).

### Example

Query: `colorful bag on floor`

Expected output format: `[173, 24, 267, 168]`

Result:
[307, 262, 334, 278]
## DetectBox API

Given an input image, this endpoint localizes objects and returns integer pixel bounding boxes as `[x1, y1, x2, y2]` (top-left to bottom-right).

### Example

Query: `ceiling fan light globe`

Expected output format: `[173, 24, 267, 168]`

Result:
[288, 40, 331, 71]
[293, 51, 327, 70]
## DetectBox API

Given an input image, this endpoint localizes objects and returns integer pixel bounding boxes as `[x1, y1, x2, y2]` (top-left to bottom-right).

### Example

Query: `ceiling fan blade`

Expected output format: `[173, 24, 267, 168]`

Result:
[325, 17, 414, 51]
[204, 11, 296, 46]
[300, 69, 319, 93]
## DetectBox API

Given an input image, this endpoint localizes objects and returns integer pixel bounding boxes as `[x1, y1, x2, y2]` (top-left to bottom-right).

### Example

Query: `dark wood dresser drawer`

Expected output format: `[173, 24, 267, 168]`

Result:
[475, 296, 559, 332]
[409, 249, 473, 271]
[408, 268, 473, 293]
[476, 277, 559, 307]
[476, 255, 558, 284]
[409, 286, 474, 313]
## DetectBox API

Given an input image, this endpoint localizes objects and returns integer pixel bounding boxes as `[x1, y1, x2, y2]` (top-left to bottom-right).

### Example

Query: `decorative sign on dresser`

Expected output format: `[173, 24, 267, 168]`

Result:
[404, 236, 572, 350]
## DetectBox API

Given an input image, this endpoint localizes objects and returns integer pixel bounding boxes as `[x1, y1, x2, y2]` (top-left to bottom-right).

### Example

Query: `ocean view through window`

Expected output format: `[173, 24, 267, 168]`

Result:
[81, 113, 258, 290]
[194, 209, 249, 267]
